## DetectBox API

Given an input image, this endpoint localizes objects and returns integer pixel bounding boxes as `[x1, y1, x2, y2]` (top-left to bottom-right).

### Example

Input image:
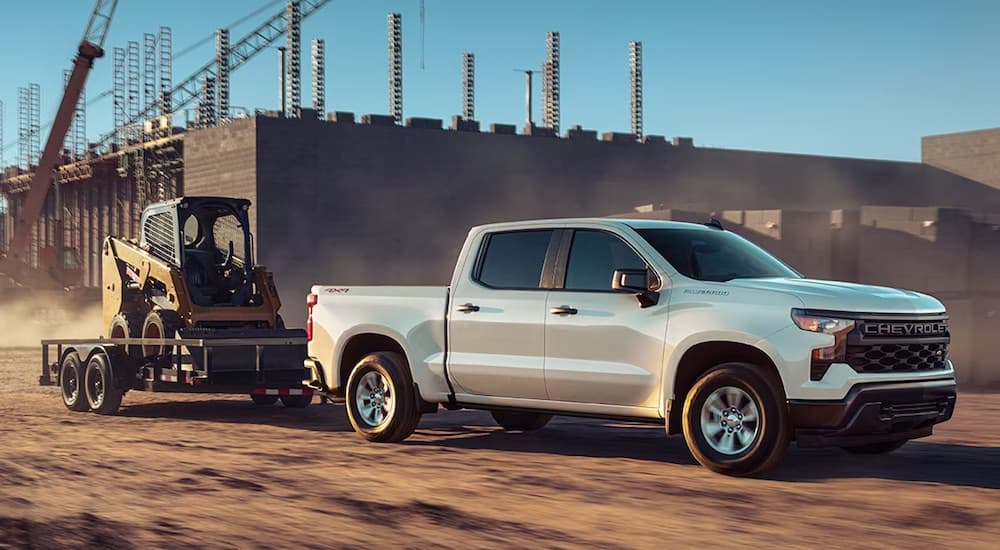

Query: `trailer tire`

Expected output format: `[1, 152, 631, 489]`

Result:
[142, 310, 182, 360]
[250, 394, 279, 406]
[490, 410, 552, 431]
[346, 352, 421, 443]
[280, 394, 313, 408]
[59, 353, 89, 412]
[84, 353, 123, 415]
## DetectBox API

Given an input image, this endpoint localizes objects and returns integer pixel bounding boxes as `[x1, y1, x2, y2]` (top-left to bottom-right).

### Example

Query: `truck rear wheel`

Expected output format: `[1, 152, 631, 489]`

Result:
[681, 362, 790, 476]
[59, 353, 89, 412]
[84, 353, 123, 415]
[346, 352, 421, 442]
[490, 410, 552, 431]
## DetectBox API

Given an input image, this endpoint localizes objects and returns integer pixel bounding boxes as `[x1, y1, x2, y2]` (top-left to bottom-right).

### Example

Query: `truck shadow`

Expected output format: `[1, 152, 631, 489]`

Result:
[118, 399, 355, 433]
[415, 414, 1000, 489]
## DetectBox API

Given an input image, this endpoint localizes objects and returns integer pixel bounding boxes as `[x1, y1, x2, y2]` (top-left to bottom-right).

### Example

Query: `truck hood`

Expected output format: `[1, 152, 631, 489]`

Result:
[725, 278, 945, 314]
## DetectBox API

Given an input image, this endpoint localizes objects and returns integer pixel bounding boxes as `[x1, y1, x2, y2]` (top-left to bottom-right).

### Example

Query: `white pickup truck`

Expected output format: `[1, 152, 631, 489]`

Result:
[305, 218, 957, 475]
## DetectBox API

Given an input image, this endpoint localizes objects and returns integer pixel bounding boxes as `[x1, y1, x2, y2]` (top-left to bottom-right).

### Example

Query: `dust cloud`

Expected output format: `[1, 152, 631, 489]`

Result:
[0, 297, 102, 348]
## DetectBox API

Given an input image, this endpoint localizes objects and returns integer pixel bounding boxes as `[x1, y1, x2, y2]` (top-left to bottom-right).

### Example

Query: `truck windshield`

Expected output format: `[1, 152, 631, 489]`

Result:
[634, 227, 801, 282]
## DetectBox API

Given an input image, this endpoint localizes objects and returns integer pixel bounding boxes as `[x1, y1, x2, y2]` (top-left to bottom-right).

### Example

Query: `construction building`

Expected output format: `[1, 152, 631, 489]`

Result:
[2, 1, 1000, 385]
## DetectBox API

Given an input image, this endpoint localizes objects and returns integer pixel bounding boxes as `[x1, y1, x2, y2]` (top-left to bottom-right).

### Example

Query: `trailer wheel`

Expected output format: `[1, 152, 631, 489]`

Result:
[142, 310, 182, 360]
[59, 354, 89, 412]
[346, 352, 421, 442]
[280, 394, 313, 408]
[250, 394, 279, 406]
[84, 353, 123, 415]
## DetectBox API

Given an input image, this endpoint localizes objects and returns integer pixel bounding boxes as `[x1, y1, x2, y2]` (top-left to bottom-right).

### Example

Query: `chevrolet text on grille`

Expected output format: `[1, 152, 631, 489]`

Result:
[862, 322, 948, 336]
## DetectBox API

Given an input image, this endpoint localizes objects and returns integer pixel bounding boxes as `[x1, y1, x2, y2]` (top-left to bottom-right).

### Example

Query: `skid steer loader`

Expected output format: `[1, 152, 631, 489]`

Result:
[100, 196, 308, 403]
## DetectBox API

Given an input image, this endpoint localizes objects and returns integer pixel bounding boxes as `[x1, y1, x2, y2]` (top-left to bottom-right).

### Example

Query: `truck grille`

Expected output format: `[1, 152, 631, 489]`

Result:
[845, 342, 949, 374]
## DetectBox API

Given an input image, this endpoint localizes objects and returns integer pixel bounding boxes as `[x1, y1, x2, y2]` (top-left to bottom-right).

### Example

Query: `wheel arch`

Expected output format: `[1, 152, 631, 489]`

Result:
[666, 340, 783, 434]
[337, 331, 409, 397]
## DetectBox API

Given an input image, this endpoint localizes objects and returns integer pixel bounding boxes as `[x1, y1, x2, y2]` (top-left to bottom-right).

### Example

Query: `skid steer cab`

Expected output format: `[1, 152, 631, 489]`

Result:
[102, 196, 291, 348]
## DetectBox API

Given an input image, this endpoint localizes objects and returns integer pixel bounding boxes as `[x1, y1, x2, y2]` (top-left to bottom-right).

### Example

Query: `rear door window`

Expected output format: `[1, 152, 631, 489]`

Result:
[477, 230, 554, 289]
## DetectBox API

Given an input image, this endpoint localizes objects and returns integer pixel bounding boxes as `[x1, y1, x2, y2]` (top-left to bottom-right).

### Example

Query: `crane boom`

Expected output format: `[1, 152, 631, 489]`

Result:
[0, 0, 118, 284]
[94, 0, 332, 148]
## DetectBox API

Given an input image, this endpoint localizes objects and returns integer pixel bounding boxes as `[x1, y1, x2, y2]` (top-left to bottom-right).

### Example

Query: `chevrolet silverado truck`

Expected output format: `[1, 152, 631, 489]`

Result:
[305, 218, 957, 475]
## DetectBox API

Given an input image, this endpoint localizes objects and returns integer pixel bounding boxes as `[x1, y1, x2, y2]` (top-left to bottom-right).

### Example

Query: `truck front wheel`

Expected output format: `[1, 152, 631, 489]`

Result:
[681, 363, 790, 476]
[346, 352, 421, 443]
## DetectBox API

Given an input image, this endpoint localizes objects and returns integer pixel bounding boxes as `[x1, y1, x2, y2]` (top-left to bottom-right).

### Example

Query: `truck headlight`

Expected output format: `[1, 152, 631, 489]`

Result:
[791, 309, 856, 380]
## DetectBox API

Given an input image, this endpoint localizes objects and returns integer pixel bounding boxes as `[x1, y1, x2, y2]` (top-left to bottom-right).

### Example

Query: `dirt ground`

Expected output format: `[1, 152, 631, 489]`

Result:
[1, 348, 998, 549]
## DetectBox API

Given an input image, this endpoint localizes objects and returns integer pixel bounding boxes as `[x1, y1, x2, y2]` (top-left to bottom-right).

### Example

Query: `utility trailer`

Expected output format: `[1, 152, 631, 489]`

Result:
[40, 334, 315, 414]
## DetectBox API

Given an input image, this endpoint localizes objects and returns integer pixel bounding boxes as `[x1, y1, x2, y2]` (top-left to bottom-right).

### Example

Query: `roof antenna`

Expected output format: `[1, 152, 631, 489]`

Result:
[706, 216, 725, 230]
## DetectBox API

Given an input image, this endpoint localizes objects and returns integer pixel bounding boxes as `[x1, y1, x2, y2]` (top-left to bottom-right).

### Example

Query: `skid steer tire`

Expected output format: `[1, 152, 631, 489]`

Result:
[109, 312, 143, 359]
[141, 310, 182, 361]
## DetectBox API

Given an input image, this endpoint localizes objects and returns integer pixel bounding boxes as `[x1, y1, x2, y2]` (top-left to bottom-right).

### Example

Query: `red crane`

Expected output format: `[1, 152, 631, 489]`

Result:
[0, 0, 117, 289]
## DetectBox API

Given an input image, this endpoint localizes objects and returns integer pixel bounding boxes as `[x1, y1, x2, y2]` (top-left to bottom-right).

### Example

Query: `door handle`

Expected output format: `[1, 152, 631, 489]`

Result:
[550, 305, 578, 315]
[456, 303, 480, 313]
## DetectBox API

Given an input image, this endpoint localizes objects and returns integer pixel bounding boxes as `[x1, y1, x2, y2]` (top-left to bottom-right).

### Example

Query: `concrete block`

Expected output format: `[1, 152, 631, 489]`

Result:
[524, 124, 557, 137]
[405, 117, 443, 130]
[489, 123, 516, 135]
[450, 116, 480, 132]
[672, 136, 694, 147]
[643, 135, 667, 144]
[602, 132, 636, 143]
[361, 114, 396, 126]
[566, 125, 597, 140]
[328, 111, 355, 123]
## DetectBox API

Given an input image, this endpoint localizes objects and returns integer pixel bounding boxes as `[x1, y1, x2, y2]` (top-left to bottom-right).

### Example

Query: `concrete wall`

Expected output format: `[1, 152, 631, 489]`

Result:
[923, 128, 1000, 191]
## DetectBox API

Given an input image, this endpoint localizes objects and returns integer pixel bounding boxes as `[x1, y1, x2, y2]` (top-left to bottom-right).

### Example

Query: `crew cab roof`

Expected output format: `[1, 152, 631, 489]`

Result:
[469, 217, 716, 233]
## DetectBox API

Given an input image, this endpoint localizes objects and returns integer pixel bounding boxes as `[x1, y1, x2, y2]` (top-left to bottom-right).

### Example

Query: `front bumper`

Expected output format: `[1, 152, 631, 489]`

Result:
[788, 379, 956, 448]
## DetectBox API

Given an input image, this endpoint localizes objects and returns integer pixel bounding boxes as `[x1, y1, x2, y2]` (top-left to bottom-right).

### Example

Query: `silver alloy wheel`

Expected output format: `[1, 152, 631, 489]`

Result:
[355, 370, 394, 428]
[700, 386, 760, 455]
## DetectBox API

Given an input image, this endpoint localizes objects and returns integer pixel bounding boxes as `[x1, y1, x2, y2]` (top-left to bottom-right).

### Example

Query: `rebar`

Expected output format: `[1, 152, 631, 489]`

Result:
[629, 40, 643, 140]
[311, 38, 325, 119]
[462, 53, 474, 120]
[216, 29, 231, 122]
[285, 1, 302, 117]
[388, 13, 403, 124]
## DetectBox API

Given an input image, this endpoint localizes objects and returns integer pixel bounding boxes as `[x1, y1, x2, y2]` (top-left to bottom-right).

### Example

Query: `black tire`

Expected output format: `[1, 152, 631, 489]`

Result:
[250, 394, 279, 406]
[841, 440, 907, 455]
[345, 352, 421, 442]
[108, 311, 143, 358]
[141, 310, 182, 360]
[681, 362, 790, 476]
[280, 394, 313, 408]
[59, 354, 89, 412]
[490, 410, 552, 431]
[84, 353, 123, 415]
[274, 314, 286, 329]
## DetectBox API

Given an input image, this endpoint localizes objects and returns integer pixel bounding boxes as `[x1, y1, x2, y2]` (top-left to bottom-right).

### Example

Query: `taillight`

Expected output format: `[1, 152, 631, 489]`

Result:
[306, 293, 318, 341]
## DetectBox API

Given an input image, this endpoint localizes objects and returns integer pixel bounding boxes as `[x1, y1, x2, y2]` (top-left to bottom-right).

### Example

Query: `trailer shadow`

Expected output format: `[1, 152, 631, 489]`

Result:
[118, 398, 354, 433]
[412, 414, 1000, 489]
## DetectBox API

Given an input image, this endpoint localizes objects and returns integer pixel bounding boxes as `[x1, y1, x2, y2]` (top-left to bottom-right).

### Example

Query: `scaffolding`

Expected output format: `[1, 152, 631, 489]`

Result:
[629, 40, 642, 141]
[113, 47, 126, 146]
[285, 1, 302, 117]
[388, 13, 403, 124]
[144, 32, 157, 122]
[127, 40, 140, 142]
[159, 26, 173, 117]
[216, 29, 231, 122]
[63, 71, 87, 160]
[311, 38, 325, 118]
[17, 84, 40, 170]
[542, 31, 560, 133]
[198, 76, 217, 128]
[462, 53, 474, 121]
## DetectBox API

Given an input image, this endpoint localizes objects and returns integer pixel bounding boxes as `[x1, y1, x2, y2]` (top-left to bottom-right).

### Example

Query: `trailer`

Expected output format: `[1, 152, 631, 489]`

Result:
[40, 333, 315, 414]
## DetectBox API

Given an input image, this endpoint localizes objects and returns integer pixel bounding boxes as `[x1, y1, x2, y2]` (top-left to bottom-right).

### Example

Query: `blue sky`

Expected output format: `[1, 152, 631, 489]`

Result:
[1, 0, 999, 165]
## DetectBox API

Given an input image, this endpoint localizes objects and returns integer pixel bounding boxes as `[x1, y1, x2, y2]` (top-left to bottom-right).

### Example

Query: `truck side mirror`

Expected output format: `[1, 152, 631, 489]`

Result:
[612, 268, 660, 308]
